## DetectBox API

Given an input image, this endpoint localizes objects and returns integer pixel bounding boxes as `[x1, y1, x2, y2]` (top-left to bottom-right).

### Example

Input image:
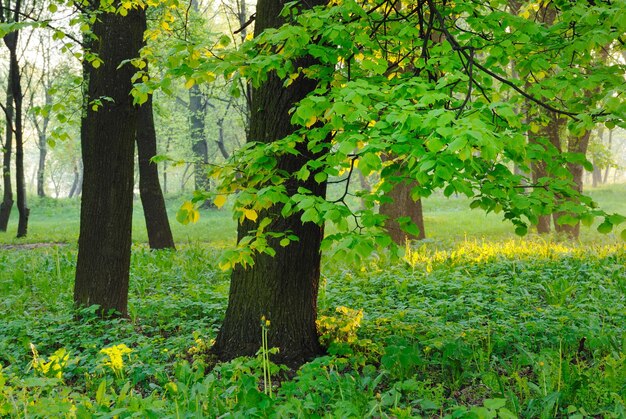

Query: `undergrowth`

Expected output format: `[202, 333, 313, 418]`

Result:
[0, 239, 624, 418]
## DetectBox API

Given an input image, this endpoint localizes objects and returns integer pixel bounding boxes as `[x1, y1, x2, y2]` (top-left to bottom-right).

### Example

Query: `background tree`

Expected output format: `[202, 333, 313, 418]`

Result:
[73, 2, 143, 316]
[136, 8, 175, 250]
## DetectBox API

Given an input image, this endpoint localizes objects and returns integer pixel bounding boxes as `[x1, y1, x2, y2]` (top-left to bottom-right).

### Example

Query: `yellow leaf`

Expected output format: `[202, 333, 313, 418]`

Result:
[305, 115, 317, 128]
[161, 21, 171, 31]
[530, 123, 540, 133]
[92, 59, 101, 69]
[185, 78, 195, 89]
[244, 209, 258, 222]
[214, 195, 227, 208]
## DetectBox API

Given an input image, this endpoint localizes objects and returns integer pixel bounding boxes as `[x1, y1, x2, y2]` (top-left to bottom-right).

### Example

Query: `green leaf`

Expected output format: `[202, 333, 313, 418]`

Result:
[483, 398, 506, 410]
[514, 225, 528, 236]
[96, 379, 107, 405]
[597, 220, 613, 234]
[621, 229, 626, 241]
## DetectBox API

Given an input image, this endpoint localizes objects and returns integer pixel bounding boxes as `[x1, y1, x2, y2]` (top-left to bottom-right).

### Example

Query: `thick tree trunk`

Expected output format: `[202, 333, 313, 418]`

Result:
[0, 35, 15, 232]
[137, 90, 176, 250]
[74, 7, 143, 316]
[380, 181, 426, 244]
[212, 0, 327, 367]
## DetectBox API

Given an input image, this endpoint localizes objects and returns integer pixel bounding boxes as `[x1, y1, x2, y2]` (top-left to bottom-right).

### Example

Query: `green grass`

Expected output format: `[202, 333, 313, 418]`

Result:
[0, 184, 624, 417]
[2, 182, 625, 246]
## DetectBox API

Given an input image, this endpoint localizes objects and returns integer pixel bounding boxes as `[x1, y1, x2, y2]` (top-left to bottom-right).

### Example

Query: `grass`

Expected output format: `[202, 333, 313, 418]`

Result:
[3, 182, 625, 245]
[0, 184, 624, 417]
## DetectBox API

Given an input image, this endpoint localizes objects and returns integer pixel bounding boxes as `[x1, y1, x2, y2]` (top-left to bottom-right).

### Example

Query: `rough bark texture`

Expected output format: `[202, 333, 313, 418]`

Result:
[137, 92, 176, 250]
[380, 181, 426, 244]
[74, 8, 143, 316]
[0, 33, 15, 232]
[212, 0, 327, 367]
[13, 43, 28, 238]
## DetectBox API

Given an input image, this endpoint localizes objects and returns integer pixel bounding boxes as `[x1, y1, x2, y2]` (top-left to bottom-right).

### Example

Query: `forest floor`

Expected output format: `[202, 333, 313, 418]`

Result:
[0, 183, 624, 417]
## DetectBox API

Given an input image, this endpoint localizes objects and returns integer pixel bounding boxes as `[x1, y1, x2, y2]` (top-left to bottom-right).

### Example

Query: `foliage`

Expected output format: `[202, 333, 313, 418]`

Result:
[0, 219, 624, 416]
[153, 0, 626, 267]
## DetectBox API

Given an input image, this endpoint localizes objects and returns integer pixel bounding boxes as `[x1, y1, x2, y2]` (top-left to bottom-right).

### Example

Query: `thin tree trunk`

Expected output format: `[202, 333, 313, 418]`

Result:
[163, 136, 171, 195]
[603, 129, 612, 184]
[136, 76, 175, 249]
[35, 91, 51, 198]
[74, 7, 143, 316]
[75, 160, 83, 197]
[212, 0, 327, 367]
[68, 162, 79, 198]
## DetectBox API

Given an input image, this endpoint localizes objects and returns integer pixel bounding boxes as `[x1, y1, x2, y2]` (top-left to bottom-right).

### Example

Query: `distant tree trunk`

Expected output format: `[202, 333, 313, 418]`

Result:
[68, 162, 79, 198]
[552, 130, 591, 239]
[528, 110, 564, 234]
[189, 84, 210, 192]
[215, 103, 231, 160]
[74, 160, 84, 197]
[212, 0, 327, 367]
[35, 90, 51, 198]
[74, 7, 143, 316]
[603, 129, 612, 184]
[137, 85, 175, 249]
[380, 181, 426, 244]
[0, 58, 14, 232]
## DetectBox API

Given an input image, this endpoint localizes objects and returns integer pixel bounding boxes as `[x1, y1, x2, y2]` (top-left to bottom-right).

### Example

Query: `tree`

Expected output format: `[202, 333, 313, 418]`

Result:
[136, 8, 175, 250]
[211, 0, 328, 366]
[172, 0, 625, 363]
[0, 0, 21, 232]
[73, 3, 143, 316]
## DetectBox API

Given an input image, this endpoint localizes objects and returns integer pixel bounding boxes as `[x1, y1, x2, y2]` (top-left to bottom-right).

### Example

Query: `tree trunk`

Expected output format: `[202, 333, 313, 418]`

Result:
[137, 85, 176, 249]
[380, 181, 426, 244]
[74, 160, 84, 197]
[0, 34, 16, 232]
[74, 7, 143, 317]
[212, 0, 327, 367]
[36, 91, 51, 198]
[11, 44, 28, 238]
[68, 162, 79, 198]
[553, 130, 591, 239]
[603, 129, 612, 184]
[189, 84, 210, 192]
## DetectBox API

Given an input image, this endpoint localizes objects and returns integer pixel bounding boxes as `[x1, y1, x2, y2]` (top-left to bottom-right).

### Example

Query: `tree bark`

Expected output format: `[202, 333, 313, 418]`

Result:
[0, 33, 16, 232]
[212, 0, 327, 367]
[12, 42, 28, 238]
[380, 181, 426, 244]
[137, 86, 176, 249]
[74, 6, 143, 316]
[35, 90, 51, 198]
[552, 130, 591, 239]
